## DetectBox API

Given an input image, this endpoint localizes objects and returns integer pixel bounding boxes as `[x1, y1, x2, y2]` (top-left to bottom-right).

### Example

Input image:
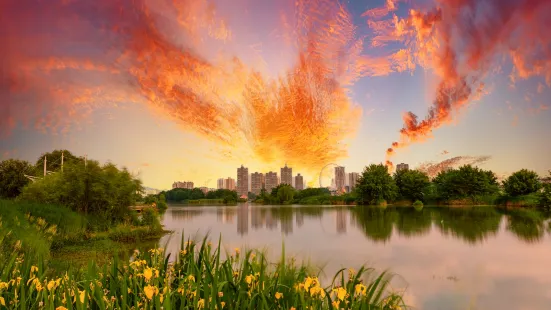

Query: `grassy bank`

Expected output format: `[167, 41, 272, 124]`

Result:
[0, 200, 166, 267]
[0, 234, 407, 309]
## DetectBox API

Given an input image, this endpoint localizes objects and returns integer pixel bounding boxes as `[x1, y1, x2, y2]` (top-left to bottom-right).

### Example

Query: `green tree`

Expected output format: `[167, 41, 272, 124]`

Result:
[0, 159, 34, 198]
[393, 169, 430, 202]
[502, 169, 542, 196]
[433, 165, 498, 201]
[538, 171, 551, 208]
[276, 184, 295, 204]
[35, 149, 80, 174]
[18, 159, 142, 227]
[355, 164, 398, 205]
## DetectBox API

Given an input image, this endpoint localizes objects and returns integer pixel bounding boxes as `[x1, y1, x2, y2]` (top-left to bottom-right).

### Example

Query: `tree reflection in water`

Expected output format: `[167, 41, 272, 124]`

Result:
[167, 204, 551, 244]
[503, 208, 546, 243]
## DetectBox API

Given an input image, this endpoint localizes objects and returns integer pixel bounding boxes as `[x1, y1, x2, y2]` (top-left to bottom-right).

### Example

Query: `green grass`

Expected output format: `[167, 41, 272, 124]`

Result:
[0, 234, 408, 309]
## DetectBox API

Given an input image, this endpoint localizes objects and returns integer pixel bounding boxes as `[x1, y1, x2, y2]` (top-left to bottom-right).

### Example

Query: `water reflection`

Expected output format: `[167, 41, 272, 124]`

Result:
[164, 205, 551, 244]
[504, 209, 547, 243]
[161, 204, 551, 310]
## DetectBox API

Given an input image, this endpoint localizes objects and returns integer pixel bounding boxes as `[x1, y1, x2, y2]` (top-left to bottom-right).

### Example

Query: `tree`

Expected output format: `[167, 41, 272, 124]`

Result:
[502, 169, 542, 196]
[538, 171, 551, 208]
[276, 184, 295, 204]
[18, 159, 142, 226]
[0, 159, 34, 198]
[393, 169, 430, 202]
[34, 149, 80, 174]
[355, 164, 398, 205]
[248, 191, 257, 200]
[433, 165, 499, 201]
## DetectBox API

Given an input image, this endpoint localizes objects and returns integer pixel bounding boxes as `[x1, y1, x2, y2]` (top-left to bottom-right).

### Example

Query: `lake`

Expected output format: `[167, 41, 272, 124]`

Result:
[159, 204, 551, 310]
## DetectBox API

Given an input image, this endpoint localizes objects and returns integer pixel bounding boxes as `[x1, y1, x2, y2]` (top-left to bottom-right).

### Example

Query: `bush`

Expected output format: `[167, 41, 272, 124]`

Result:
[413, 200, 424, 208]
[140, 208, 162, 231]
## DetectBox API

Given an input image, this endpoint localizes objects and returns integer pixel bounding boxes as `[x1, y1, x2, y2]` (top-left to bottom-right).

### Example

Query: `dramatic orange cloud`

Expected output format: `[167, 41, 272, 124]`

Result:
[1, 0, 387, 175]
[365, 0, 551, 169]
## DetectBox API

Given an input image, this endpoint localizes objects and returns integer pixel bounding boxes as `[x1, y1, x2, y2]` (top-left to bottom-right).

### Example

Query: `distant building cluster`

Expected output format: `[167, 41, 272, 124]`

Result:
[172, 181, 193, 189]
[171, 162, 383, 197]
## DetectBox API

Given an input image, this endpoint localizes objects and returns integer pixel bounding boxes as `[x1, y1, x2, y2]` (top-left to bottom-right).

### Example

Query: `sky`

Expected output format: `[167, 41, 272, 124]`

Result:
[1, 0, 550, 190]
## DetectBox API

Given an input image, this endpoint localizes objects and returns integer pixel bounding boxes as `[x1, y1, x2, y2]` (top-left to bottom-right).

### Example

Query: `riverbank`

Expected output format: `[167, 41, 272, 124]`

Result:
[0, 199, 167, 268]
[0, 234, 406, 310]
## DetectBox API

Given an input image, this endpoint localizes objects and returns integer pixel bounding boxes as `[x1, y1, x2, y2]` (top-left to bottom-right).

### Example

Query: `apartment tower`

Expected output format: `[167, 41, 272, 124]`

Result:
[295, 173, 304, 191]
[237, 165, 249, 196]
[348, 172, 359, 191]
[281, 164, 293, 186]
[265, 171, 279, 193]
[251, 172, 265, 195]
[335, 166, 345, 192]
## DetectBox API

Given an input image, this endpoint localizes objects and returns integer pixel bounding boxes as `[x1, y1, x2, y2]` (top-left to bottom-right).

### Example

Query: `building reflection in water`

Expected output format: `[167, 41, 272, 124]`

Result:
[336, 208, 347, 234]
[170, 209, 204, 221]
[237, 204, 248, 235]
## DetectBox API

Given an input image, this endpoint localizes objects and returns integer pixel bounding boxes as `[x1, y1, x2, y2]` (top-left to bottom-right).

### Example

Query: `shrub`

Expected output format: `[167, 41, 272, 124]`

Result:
[140, 208, 162, 231]
[413, 200, 424, 209]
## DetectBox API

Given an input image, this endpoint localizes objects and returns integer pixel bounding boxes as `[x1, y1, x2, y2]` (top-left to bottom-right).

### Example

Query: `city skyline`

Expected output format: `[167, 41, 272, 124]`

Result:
[172, 163, 360, 193]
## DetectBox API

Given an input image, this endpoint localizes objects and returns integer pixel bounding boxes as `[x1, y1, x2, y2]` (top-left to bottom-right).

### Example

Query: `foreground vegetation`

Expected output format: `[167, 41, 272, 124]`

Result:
[0, 200, 164, 267]
[0, 149, 167, 268]
[0, 234, 407, 309]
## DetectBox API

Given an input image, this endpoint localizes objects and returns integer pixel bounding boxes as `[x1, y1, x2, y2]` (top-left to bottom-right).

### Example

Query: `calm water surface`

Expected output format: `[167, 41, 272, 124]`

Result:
[159, 204, 551, 310]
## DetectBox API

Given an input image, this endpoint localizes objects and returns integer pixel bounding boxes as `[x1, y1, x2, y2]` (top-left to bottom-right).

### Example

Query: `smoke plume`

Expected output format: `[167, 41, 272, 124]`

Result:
[367, 0, 551, 168]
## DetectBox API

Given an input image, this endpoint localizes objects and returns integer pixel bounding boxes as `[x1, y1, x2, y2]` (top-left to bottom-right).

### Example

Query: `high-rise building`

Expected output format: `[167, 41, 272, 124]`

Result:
[251, 172, 265, 195]
[237, 165, 249, 196]
[220, 178, 235, 190]
[217, 178, 224, 189]
[335, 166, 345, 192]
[349, 172, 359, 191]
[281, 164, 293, 186]
[265, 171, 279, 193]
[172, 181, 194, 189]
[396, 163, 409, 171]
[295, 174, 304, 190]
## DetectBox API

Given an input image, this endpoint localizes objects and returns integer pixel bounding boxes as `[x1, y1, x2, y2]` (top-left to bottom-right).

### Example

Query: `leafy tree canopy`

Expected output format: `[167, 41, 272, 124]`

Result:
[294, 187, 330, 200]
[433, 165, 499, 201]
[503, 169, 542, 196]
[35, 149, 80, 174]
[0, 159, 34, 198]
[355, 164, 398, 205]
[393, 169, 430, 202]
[18, 159, 142, 225]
